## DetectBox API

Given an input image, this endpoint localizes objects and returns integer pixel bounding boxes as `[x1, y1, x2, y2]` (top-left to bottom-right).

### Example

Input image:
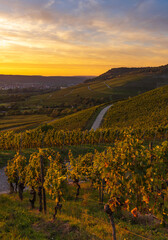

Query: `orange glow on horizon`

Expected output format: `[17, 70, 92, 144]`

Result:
[0, 63, 113, 76]
[0, 61, 167, 77]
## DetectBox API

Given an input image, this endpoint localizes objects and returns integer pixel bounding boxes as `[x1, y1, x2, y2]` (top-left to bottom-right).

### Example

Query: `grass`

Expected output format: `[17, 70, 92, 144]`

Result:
[0, 183, 167, 240]
[0, 150, 15, 168]
[0, 194, 46, 240]
[0, 145, 108, 169]
[0, 115, 52, 131]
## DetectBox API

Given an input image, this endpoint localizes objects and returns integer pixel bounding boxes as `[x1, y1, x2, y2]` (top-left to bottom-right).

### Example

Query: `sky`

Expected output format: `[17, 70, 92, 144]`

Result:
[0, 0, 167, 76]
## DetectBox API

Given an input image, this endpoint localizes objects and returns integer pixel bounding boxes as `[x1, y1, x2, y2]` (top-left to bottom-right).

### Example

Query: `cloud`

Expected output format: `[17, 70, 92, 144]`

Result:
[44, 0, 55, 9]
[0, 0, 167, 34]
[0, 0, 167, 75]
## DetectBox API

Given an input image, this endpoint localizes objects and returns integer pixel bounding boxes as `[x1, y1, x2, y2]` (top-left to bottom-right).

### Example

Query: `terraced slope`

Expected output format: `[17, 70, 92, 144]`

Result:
[101, 85, 168, 130]
[25, 65, 168, 108]
[0, 115, 52, 132]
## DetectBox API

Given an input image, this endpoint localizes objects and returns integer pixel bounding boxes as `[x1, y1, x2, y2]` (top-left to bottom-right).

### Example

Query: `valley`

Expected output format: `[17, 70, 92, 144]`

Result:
[1, 64, 168, 240]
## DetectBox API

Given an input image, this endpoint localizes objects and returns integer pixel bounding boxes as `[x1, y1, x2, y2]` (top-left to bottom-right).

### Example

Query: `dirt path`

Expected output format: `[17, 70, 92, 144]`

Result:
[104, 81, 111, 88]
[0, 167, 10, 194]
[90, 104, 112, 131]
[64, 89, 74, 97]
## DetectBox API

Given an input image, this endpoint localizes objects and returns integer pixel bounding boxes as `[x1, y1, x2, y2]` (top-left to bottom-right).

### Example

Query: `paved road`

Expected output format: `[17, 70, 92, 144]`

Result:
[90, 104, 112, 131]
[0, 167, 10, 194]
[0, 104, 113, 194]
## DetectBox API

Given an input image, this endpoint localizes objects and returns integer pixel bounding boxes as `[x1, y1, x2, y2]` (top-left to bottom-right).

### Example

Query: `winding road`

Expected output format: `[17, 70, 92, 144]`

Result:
[0, 104, 112, 194]
[90, 104, 112, 131]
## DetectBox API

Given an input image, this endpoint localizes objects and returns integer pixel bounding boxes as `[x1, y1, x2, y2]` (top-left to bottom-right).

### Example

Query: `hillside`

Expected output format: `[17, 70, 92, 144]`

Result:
[25, 64, 168, 109]
[86, 64, 168, 83]
[101, 84, 168, 130]
[49, 105, 103, 131]
[1, 64, 168, 135]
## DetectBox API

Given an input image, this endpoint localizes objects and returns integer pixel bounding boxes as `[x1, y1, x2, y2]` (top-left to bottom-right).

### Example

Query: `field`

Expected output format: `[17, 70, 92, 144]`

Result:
[0, 115, 52, 132]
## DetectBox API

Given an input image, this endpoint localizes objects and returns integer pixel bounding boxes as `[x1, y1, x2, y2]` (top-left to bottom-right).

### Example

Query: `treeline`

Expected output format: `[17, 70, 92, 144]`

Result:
[1, 126, 168, 150]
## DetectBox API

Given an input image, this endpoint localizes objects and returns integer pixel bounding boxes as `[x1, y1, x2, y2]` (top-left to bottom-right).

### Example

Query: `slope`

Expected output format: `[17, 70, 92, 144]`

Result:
[48, 104, 105, 130]
[101, 85, 168, 130]
[25, 64, 168, 109]
[85, 64, 168, 83]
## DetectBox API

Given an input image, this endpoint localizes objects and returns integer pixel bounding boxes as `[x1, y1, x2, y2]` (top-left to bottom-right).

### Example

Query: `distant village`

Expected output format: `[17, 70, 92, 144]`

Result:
[0, 75, 87, 91]
[0, 83, 67, 91]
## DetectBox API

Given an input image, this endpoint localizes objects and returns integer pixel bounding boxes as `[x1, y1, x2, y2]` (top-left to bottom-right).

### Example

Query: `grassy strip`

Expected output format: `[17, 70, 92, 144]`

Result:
[0, 183, 167, 239]
[0, 150, 15, 168]
[0, 145, 108, 169]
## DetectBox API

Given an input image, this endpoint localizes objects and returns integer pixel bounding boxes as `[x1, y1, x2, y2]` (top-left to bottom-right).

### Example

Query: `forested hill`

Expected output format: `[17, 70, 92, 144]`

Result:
[101, 84, 168, 130]
[86, 64, 168, 83]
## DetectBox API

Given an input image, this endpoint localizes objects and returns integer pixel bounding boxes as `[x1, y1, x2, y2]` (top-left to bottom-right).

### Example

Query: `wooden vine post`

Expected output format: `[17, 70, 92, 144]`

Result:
[104, 204, 117, 240]
[101, 178, 105, 203]
[40, 155, 47, 214]
[29, 187, 36, 209]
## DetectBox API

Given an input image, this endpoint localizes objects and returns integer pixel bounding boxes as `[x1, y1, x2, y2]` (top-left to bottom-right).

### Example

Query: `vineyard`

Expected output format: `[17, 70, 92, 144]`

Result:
[102, 85, 168, 130]
[3, 134, 168, 239]
[1, 69, 168, 239]
[0, 125, 168, 151]
[49, 105, 102, 131]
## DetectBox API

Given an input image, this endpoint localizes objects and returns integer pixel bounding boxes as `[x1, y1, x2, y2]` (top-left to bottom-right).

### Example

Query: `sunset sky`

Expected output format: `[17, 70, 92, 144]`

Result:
[0, 0, 167, 76]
